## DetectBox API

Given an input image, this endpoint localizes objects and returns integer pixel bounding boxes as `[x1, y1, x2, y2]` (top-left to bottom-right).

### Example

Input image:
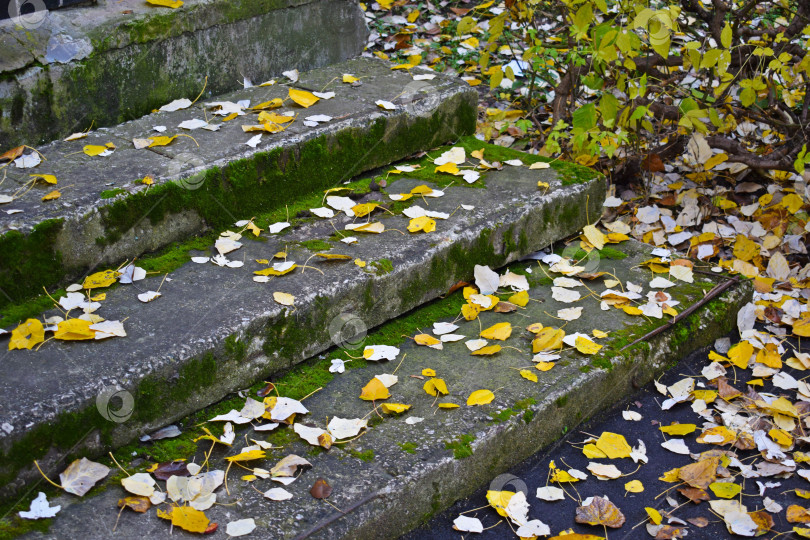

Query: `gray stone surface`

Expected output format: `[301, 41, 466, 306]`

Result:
[0, 56, 477, 305]
[0, 0, 369, 147]
[0, 152, 604, 499]
[23, 240, 752, 539]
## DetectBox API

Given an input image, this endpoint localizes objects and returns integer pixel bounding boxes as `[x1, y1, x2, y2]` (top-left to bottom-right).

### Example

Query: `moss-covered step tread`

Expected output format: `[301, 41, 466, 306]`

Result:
[0, 56, 477, 310]
[20, 240, 751, 540]
[0, 148, 604, 500]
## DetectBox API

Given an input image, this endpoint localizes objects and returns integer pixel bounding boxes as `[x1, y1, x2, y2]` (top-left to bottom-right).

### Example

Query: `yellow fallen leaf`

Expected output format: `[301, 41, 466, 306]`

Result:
[422, 368, 436, 377]
[423, 378, 448, 396]
[520, 369, 538, 382]
[354, 259, 366, 268]
[769, 428, 792, 446]
[728, 340, 753, 368]
[407, 216, 437, 234]
[353, 222, 385, 234]
[592, 329, 608, 338]
[315, 253, 352, 261]
[360, 378, 390, 401]
[583, 443, 607, 459]
[486, 490, 516, 517]
[532, 328, 564, 352]
[625, 480, 644, 493]
[535, 361, 555, 371]
[781, 193, 804, 213]
[471, 344, 502, 355]
[257, 112, 295, 124]
[30, 174, 57, 184]
[480, 322, 512, 341]
[435, 163, 460, 175]
[575, 336, 602, 355]
[9, 318, 45, 350]
[467, 389, 494, 406]
[595, 432, 632, 459]
[582, 225, 607, 250]
[147, 0, 183, 7]
[225, 449, 266, 462]
[252, 99, 283, 110]
[461, 303, 480, 321]
[794, 314, 810, 337]
[704, 152, 728, 170]
[381, 403, 410, 414]
[289, 88, 319, 108]
[709, 482, 741, 499]
[157, 506, 208, 533]
[53, 319, 95, 341]
[147, 135, 178, 147]
[659, 423, 696, 436]
[41, 190, 61, 201]
[273, 292, 295, 306]
[733, 234, 759, 262]
[254, 264, 298, 276]
[342, 74, 359, 83]
[438, 403, 460, 409]
[415, 334, 441, 347]
[83, 269, 120, 289]
[83, 143, 114, 156]
[509, 290, 529, 306]
[645, 507, 662, 525]
[622, 305, 643, 316]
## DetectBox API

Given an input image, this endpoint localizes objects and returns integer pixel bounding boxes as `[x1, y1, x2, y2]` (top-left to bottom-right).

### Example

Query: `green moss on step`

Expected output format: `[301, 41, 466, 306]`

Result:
[100, 188, 127, 199]
[399, 442, 417, 454]
[371, 258, 394, 276]
[299, 239, 333, 252]
[0, 219, 65, 311]
[444, 434, 475, 459]
[347, 449, 375, 462]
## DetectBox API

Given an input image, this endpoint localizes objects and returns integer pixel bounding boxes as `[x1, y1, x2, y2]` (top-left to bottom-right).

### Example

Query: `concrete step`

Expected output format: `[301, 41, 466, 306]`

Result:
[0, 56, 476, 309]
[0, 140, 605, 500]
[16, 239, 751, 539]
[0, 0, 368, 147]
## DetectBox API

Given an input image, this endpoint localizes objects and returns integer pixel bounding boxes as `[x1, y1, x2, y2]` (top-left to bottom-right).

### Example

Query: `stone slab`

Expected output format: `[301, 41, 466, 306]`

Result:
[0, 56, 477, 308]
[0, 0, 369, 147]
[0, 148, 604, 499]
[21, 239, 752, 539]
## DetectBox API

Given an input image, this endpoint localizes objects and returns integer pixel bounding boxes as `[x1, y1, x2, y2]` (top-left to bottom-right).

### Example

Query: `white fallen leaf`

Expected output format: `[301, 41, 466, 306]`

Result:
[329, 359, 345, 373]
[504, 159, 523, 166]
[552, 287, 581, 303]
[191, 256, 210, 264]
[327, 417, 368, 440]
[160, 98, 192, 112]
[15, 153, 41, 168]
[516, 520, 550, 537]
[474, 265, 500, 295]
[587, 462, 622, 479]
[405, 417, 424, 425]
[433, 322, 459, 335]
[465, 339, 488, 352]
[622, 410, 642, 421]
[246, 134, 262, 148]
[270, 397, 308, 421]
[178, 119, 209, 130]
[536, 485, 565, 501]
[434, 147, 466, 166]
[374, 374, 398, 388]
[283, 69, 299, 82]
[310, 207, 334, 218]
[375, 100, 397, 110]
[440, 334, 464, 342]
[557, 307, 583, 321]
[19, 492, 60, 519]
[364, 345, 400, 361]
[661, 438, 690, 455]
[263, 487, 293, 501]
[121, 472, 156, 497]
[268, 222, 290, 234]
[313, 91, 335, 99]
[649, 277, 675, 288]
[225, 518, 256, 537]
[137, 291, 161, 303]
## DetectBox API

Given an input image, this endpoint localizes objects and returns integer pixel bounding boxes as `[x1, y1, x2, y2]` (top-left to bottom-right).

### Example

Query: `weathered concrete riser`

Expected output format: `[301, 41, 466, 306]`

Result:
[0, 0, 368, 147]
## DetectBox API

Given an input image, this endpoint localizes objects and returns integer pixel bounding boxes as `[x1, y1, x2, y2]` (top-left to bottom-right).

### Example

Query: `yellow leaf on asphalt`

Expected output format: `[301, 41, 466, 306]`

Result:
[471, 344, 501, 355]
[794, 314, 810, 337]
[159, 506, 208, 533]
[595, 432, 632, 459]
[583, 444, 607, 459]
[467, 389, 494, 406]
[592, 329, 608, 338]
[733, 235, 759, 262]
[646, 507, 662, 525]
[480, 322, 512, 341]
[381, 403, 410, 414]
[289, 88, 320, 108]
[704, 153, 728, 170]
[769, 428, 792, 446]
[83, 269, 120, 289]
[424, 378, 448, 396]
[225, 449, 266, 462]
[486, 490, 515, 518]
[520, 369, 538, 382]
[9, 318, 45, 350]
[41, 190, 61, 201]
[147, 0, 183, 7]
[582, 225, 606, 250]
[659, 423, 696, 436]
[728, 341, 753, 368]
[360, 377, 390, 401]
[625, 480, 644, 493]
[575, 336, 602, 355]
[781, 193, 804, 213]
[273, 292, 295, 306]
[53, 319, 95, 341]
[407, 216, 436, 233]
[709, 482, 741, 499]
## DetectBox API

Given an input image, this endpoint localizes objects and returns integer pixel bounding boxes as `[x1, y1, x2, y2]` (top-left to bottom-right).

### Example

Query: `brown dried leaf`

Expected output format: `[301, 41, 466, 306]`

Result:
[575, 496, 625, 528]
[310, 478, 332, 499]
[117, 496, 151, 513]
[678, 486, 710, 504]
[678, 457, 719, 489]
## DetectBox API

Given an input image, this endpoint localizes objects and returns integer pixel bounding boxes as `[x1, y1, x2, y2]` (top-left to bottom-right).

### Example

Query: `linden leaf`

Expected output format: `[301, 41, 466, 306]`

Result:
[480, 322, 512, 341]
[407, 216, 436, 233]
[360, 377, 390, 401]
[41, 190, 61, 201]
[467, 389, 495, 406]
[117, 496, 151, 513]
[273, 292, 295, 306]
[147, 135, 178, 147]
[342, 74, 359, 83]
[30, 174, 57, 185]
[225, 449, 266, 462]
[625, 480, 644, 493]
[710, 482, 742, 499]
[509, 290, 529, 306]
[575, 496, 625, 528]
[9, 318, 45, 350]
[424, 378, 449, 396]
[438, 402, 460, 409]
[582, 225, 607, 250]
[289, 88, 320, 108]
[415, 334, 442, 347]
[53, 319, 95, 341]
[646, 507, 662, 525]
[167, 506, 209, 533]
[659, 423, 696, 436]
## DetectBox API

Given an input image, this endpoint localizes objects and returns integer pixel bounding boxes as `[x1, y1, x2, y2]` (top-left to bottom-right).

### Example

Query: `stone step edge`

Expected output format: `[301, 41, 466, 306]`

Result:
[0, 84, 477, 311]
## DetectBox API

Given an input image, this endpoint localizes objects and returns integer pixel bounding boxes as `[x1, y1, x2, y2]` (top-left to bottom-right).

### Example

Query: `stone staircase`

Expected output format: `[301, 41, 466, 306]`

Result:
[0, 2, 752, 538]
